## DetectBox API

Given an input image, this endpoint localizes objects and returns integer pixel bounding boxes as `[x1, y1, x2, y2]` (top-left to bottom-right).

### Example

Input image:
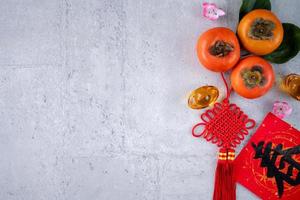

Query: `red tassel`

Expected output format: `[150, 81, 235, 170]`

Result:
[213, 148, 236, 200]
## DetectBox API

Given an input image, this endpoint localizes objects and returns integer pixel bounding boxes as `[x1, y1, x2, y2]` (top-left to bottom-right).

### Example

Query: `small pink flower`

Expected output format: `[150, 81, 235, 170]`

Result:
[272, 101, 292, 119]
[202, 2, 226, 21]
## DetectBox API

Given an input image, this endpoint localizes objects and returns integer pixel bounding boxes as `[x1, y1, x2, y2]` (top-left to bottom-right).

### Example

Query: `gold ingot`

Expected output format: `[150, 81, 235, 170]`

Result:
[188, 86, 219, 109]
[280, 74, 300, 101]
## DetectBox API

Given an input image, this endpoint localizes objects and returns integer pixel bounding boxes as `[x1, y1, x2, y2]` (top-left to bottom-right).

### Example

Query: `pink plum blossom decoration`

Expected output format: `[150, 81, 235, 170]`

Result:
[202, 2, 226, 21]
[272, 101, 292, 119]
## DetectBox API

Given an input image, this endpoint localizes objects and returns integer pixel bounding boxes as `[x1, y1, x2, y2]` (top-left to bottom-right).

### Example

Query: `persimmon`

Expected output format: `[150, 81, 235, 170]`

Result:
[238, 9, 283, 55]
[197, 27, 240, 72]
[231, 56, 274, 99]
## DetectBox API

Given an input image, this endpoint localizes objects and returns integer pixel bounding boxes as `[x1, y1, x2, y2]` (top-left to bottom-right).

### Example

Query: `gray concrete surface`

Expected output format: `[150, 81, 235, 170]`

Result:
[0, 0, 299, 199]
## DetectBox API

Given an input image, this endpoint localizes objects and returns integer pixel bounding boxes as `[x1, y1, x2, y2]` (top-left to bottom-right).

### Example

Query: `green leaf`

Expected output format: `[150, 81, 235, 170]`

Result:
[239, 0, 271, 21]
[264, 23, 300, 64]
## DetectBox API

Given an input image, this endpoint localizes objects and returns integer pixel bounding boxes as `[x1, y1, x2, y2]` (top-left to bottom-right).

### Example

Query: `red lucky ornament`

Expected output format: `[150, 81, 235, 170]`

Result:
[192, 73, 256, 200]
[235, 113, 300, 200]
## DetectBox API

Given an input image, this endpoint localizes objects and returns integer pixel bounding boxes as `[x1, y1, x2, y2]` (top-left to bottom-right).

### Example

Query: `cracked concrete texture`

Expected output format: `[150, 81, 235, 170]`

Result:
[0, 0, 299, 199]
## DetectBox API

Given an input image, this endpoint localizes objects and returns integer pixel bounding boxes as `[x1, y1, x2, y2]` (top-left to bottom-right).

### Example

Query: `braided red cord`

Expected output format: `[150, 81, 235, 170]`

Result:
[221, 72, 230, 99]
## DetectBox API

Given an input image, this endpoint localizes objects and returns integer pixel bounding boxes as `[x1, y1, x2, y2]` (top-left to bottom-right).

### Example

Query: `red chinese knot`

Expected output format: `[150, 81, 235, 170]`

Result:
[192, 99, 256, 149]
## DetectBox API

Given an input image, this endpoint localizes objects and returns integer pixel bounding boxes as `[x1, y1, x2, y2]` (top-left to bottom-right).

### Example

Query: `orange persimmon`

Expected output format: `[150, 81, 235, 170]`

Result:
[197, 27, 240, 72]
[238, 9, 283, 55]
[231, 56, 275, 99]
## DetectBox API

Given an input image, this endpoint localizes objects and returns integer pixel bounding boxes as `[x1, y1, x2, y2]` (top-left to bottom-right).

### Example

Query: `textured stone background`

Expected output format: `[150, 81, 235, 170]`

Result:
[0, 0, 299, 199]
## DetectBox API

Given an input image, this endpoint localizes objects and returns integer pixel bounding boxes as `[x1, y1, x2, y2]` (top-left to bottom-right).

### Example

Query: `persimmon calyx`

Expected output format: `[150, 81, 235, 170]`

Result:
[248, 18, 275, 40]
[241, 66, 266, 88]
[209, 40, 234, 57]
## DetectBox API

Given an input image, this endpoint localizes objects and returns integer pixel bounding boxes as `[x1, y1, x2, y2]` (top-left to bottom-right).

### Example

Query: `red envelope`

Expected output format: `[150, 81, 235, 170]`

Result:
[235, 113, 300, 200]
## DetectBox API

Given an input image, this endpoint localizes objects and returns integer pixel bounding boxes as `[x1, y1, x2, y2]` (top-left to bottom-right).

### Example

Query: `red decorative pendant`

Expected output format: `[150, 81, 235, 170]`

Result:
[191, 73, 256, 200]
